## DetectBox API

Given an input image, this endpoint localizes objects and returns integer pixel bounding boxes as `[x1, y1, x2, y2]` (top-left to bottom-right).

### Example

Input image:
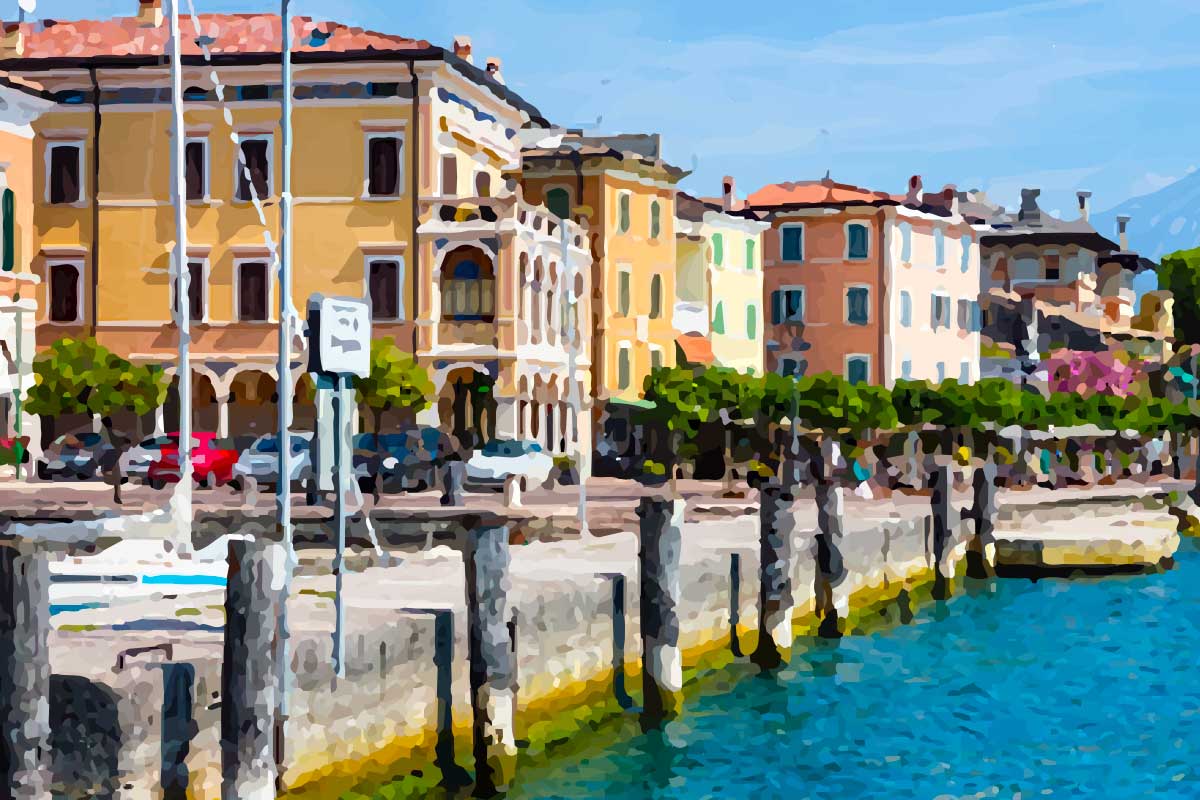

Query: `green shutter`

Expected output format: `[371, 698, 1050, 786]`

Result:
[746, 304, 757, 339]
[712, 233, 724, 266]
[713, 301, 725, 335]
[2, 189, 14, 272]
[745, 239, 755, 270]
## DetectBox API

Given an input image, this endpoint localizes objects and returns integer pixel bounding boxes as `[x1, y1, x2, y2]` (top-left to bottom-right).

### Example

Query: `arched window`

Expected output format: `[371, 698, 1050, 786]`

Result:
[546, 187, 570, 220]
[441, 247, 495, 321]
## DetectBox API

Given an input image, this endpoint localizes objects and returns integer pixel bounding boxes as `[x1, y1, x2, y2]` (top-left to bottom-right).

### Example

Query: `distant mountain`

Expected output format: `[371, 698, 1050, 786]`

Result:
[1095, 170, 1200, 262]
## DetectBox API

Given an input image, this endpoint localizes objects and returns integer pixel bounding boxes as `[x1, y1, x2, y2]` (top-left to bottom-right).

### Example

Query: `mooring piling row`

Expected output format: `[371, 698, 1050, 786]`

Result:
[752, 485, 796, 669]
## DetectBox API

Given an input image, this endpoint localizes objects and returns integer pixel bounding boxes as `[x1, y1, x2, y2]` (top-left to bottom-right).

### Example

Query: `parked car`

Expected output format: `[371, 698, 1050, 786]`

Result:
[119, 435, 175, 483]
[233, 432, 313, 489]
[465, 439, 554, 490]
[352, 433, 412, 493]
[147, 432, 240, 489]
[39, 433, 113, 480]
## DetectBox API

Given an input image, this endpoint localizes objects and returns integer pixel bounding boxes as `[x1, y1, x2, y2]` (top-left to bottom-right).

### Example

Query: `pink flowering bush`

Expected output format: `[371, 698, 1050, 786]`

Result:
[1045, 350, 1141, 396]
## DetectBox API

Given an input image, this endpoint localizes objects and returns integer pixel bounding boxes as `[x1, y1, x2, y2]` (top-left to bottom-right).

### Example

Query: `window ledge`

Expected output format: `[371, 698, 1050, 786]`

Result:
[360, 194, 403, 202]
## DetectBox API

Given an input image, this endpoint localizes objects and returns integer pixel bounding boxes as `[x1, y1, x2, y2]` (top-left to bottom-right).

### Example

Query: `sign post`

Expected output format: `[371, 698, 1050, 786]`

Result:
[307, 295, 370, 678]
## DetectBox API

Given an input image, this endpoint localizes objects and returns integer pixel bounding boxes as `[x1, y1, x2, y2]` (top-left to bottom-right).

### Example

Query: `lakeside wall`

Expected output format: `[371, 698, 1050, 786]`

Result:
[43, 483, 1177, 798]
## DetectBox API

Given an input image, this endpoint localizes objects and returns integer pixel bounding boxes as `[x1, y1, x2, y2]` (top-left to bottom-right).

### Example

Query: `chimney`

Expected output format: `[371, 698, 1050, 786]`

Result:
[941, 185, 958, 216]
[452, 35, 473, 64]
[136, 0, 163, 26]
[1076, 191, 1092, 222]
[1117, 215, 1131, 251]
[904, 175, 922, 206]
[485, 57, 504, 85]
[1018, 188, 1041, 224]
[0, 23, 23, 57]
[721, 176, 735, 212]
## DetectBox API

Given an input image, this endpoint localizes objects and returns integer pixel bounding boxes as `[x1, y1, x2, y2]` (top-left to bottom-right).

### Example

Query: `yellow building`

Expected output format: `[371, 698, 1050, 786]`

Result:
[0, 8, 591, 461]
[674, 188, 767, 374]
[518, 131, 685, 438]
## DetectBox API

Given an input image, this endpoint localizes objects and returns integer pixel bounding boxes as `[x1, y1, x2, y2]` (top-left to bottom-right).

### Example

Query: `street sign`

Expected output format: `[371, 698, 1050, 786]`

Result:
[307, 295, 371, 379]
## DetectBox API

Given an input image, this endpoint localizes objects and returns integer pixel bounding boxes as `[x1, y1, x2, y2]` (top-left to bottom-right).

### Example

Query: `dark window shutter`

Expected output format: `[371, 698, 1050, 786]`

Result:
[2, 189, 13, 271]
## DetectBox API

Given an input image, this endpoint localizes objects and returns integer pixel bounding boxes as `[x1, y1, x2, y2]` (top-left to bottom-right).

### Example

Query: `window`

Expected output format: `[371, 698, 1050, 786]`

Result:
[959, 360, 971, 384]
[745, 303, 757, 339]
[618, 345, 632, 390]
[745, 239, 756, 270]
[171, 261, 205, 322]
[899, 222, 912, 262]
[780, 358, 806, 378]
[48, 262, 81, 322]
[931, 294, 951, 330]
[441, 254, 494, 321]
[650, 200, 661, 239]
[441, 154, 458, 196]
[901, 358, 913, 380]
[546, 188, 570, 220]
[649, 273, 663, 319]
[846, 223, 870, 260]
[771, 287, 805, 324]
[236, 84, 270, 101]
[368, 82, 400, 98]
[960, 235, 972, 273]
[236, 262, 269, 321]
[650, 347, 663, 372]
[934, 227, 945, 266]
[970, 300, 983, 332]
[846, 355, 870, 385]
[618, 268, 631, 316]
[713, 301, 725, 335]
[618, 192, 631, 234]
[712, 233, 724, 267]
[235, 137, 270, 201]
[475, 171, 491, 197]
[366, 135, 402, 197]
[1044, 252, 1061, 281]
[368, 257, 404, 321]
[184, 138, 207, 201]
[899, 290, 912, 327]
[48, 142, 82, 204]
[957, 298, 972, 331]
[936, 362, 946, 383]
[846, 285, 870, 325]
[781, 225, 804, 262]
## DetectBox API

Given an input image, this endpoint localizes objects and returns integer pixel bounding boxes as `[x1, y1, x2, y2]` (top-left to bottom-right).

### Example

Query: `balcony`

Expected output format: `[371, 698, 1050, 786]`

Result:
[418, 194, 587, 249]
[437, 320, 496, 349]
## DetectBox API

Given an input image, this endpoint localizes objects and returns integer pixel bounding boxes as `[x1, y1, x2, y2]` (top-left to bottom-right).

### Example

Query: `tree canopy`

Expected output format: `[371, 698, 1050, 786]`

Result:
[25, 337, 168, 423]
[1158, 247, 1200, 344]
[356, 338, 435, 429]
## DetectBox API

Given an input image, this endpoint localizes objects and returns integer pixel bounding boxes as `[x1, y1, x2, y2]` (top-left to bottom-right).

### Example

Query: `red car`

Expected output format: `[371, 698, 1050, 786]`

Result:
[147, 432, 240, 489]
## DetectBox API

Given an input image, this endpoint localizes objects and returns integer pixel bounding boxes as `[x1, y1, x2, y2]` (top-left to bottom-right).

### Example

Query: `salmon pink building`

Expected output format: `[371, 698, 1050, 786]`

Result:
[750, 175, 981, 386]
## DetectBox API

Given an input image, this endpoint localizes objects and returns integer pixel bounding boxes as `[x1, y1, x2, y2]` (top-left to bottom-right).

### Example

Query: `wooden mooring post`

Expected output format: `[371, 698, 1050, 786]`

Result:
[752, 485, 796, 669]
[637, 496, 684, 729]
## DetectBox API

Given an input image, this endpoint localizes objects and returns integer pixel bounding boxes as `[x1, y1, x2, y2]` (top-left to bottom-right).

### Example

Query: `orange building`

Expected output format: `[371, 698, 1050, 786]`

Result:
[751, 176, 981, 386]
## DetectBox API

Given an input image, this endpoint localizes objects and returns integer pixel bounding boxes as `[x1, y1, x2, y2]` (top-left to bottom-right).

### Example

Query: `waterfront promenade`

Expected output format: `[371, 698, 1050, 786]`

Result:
[14, 476, 1186, 798]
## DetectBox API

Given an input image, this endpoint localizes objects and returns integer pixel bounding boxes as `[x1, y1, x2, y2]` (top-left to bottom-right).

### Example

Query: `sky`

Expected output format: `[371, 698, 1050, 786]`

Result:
[29, 0, 1200, 226]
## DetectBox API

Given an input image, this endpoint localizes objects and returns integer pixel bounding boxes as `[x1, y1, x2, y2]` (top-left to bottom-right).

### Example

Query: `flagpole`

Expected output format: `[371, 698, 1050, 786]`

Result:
[167, 0, 193, 546]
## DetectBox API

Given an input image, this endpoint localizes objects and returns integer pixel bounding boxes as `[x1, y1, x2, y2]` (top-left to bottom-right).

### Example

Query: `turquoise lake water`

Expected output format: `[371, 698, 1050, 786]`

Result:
[500, 538, 1200, 799]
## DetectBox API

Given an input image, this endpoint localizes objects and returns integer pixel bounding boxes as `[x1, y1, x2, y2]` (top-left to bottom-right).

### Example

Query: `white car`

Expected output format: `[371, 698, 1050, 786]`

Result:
[119, 435, 174, 482]
[233, 432, 313, 489]
[465, 439, 555, 490]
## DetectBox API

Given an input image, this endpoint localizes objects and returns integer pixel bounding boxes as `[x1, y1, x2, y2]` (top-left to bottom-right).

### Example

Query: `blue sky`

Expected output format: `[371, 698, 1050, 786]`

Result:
[32, 0, 1200, 223]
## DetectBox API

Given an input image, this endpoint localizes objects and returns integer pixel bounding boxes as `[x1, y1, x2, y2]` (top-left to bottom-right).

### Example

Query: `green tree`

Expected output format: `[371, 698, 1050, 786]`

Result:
[25, 336, 168, 442]
[355, 338, 434, 433]
[1159, 247, 1200, 344]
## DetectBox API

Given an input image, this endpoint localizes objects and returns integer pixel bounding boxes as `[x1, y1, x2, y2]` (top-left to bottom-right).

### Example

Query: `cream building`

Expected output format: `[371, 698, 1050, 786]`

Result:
[674, 187, 767, 373]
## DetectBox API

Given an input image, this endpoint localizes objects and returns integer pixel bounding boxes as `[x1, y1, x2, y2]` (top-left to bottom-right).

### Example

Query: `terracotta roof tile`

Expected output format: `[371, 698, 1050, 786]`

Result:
[746, 177, 897, 209]
[5, 14, 432, 61]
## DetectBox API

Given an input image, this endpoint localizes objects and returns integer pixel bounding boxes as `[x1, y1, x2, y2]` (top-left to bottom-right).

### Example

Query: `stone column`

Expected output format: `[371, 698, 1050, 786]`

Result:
[464, 518, 517, 797]
[0, 539, 50, 800]
[967, 459, 999, 579]
[154, 404, 167, 437]
[752, 485, 796, 669]
[221, 533, 285, 800]
[216, 394, 231, 439]
[637, 496, 683, 729]
[930, 463, 955, 599]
